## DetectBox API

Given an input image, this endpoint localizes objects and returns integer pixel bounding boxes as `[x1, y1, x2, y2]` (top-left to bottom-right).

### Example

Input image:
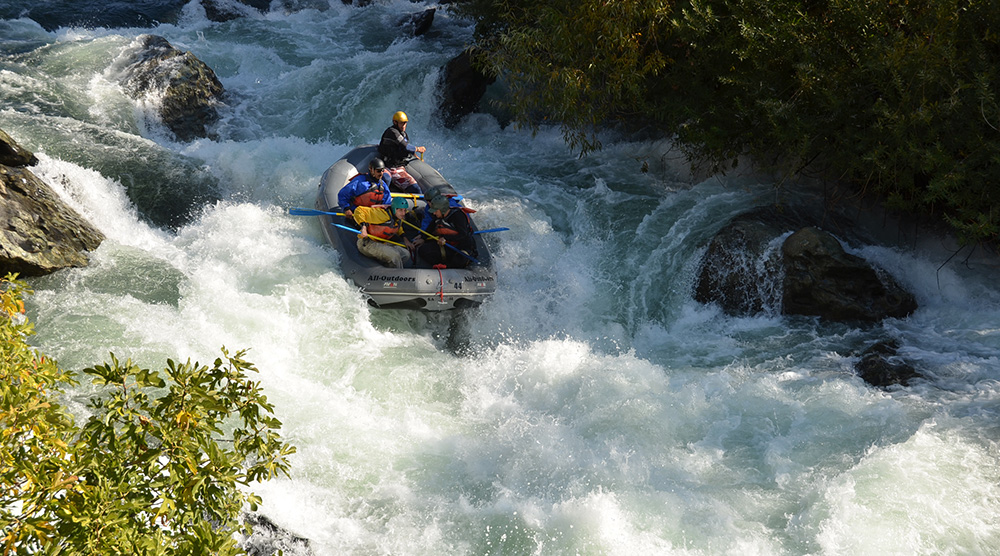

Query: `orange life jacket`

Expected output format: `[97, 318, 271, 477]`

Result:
[352, 177, 388, 208]
[366, 213, 402, 240]
[429, 209, 472, 240]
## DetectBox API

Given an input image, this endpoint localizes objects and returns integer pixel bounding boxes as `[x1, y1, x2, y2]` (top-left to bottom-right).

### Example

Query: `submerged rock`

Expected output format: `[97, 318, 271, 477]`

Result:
[854, 340, 920, 387]
[693, 207, 797, 315]
[240, 512, 311, 556]
[201, 0, 272, 22]
[0, 130, 104, 276]
[117, 34, 226, 142]
[66, 244, 185, 307]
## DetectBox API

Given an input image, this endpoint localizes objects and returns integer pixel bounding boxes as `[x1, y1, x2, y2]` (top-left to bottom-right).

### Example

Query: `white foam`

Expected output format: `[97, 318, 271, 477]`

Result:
[8, 5, 1000, 554]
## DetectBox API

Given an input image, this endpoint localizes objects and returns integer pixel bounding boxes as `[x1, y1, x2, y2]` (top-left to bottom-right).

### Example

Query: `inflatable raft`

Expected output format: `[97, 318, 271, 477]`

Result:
[314, 145, 498, 310]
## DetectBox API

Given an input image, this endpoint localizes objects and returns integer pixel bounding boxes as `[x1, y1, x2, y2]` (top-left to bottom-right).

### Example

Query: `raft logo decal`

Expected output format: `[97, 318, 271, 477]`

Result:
[464, 276, 495, 282]
[367, 275, 415, 282]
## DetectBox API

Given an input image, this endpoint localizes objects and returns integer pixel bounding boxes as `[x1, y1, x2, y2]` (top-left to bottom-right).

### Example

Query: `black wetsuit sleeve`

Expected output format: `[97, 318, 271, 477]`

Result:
[448, 211, 476, 253]
[378, 127, 409, 167]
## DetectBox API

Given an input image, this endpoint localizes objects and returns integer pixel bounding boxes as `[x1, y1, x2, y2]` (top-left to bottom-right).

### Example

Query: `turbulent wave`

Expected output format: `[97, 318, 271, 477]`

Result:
[4, 1, 1000, 554]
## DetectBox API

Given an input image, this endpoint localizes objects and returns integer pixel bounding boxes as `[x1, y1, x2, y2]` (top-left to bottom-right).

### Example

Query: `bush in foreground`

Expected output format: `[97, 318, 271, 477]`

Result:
[0, 275, 295, 555]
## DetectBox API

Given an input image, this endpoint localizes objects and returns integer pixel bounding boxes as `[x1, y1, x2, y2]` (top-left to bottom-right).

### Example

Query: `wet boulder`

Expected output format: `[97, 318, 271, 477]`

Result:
[694, 208, 918, 323]
[1, 130, 104, 277]
[0, 129, 38, 168]
[117, 34, 226, 142]
[693, 208, 793, 315]
[240, 512, 310, 556]
[854, 340, 920, 387]
[399, 8, 435, 37]
[438, 49, 496, 128]
[201, 0, 272, 22]
[782, 227, 917, 321]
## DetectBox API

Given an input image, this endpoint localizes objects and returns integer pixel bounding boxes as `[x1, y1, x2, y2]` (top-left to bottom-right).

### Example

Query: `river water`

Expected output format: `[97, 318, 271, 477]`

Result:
[3, 2, 1000, 554]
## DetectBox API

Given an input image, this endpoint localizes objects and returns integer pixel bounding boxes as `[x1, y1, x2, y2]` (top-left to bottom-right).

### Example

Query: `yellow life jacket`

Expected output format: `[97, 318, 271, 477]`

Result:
[354, 206, 401, 239]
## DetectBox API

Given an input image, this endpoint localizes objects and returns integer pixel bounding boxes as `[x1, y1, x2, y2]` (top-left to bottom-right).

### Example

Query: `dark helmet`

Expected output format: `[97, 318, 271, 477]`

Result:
[369, 157, 386, 171]
[429, 194, 451, 212]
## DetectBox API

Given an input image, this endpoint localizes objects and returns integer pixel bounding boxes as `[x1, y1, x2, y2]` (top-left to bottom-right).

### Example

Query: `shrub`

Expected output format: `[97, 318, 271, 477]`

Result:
[0, 275, 295, 555]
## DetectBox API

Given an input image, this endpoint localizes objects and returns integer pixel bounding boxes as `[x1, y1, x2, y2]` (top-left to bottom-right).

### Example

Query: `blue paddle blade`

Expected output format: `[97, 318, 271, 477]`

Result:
[332, 223, 361, 234]
[473, 227, 510, 234]
[289, 207, 343, 217]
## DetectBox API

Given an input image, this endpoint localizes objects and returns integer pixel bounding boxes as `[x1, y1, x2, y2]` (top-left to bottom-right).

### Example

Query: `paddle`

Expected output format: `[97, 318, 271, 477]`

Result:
[292, 207, 489, 263]
[291, 208, 504, 234]
[401, 219, 481, 265]
[291, 205, 432, 218]
[288, 207, 342, 217]
[291, 201, 415, 217]
[289, 195, 459, 213]
[391, 192, 464, 202]
[332, 223, 407, 248]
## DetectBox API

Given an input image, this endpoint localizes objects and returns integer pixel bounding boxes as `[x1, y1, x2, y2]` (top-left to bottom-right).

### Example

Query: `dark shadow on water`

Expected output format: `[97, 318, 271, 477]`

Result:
[369, 307, 482, 357]
[0, 1, 187, 32]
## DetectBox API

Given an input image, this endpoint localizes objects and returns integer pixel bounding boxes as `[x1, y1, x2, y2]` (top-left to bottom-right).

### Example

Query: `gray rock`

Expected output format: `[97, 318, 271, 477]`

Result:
[240, 512, 311, 556]
[118, 35, 225, 142]
[1, 161, 104, 277]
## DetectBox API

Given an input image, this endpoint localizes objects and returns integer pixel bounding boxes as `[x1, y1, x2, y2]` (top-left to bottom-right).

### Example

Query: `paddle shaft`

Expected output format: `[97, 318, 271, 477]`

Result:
[333, 223, 407, 248]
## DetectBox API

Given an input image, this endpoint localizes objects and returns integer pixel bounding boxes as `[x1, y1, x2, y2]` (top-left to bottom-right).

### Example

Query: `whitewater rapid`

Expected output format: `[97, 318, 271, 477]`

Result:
[4, 1, 1000, 554]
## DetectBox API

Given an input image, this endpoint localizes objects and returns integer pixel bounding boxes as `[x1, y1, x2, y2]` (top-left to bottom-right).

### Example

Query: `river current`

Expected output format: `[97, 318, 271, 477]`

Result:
[3, 2, 1000, 554]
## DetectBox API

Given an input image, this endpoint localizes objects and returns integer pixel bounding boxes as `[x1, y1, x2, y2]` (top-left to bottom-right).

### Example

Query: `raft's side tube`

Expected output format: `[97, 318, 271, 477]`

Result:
[406, 158, 457, 200]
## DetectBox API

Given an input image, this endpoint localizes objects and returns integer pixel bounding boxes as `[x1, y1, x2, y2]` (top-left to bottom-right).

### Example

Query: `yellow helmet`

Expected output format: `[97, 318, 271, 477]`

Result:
[392, 111, 408, 123]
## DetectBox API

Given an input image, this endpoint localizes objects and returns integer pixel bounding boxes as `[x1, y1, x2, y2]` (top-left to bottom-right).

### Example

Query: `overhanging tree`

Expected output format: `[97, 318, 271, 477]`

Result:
[458, 0, 1000, 245]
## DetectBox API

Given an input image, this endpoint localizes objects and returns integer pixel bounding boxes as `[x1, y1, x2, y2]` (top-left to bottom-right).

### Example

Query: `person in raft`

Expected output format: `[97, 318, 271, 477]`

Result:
[338, 157, 392, 225]
[414, 194, 477, 269]
[353, 196, 414, 268]
[378, 111, 426, 194]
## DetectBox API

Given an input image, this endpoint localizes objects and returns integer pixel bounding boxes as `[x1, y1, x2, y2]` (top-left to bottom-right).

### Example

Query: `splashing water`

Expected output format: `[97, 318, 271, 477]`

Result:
[4, 2, 1000, 554]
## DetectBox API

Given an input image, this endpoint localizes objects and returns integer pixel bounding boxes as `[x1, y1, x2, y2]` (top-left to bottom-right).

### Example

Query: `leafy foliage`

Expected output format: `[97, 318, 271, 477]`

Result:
[0, 278, 77, 553]
[459, 0, 675, 153]
[457, 0, 1000, 244]
[0, 275, 295, 555]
